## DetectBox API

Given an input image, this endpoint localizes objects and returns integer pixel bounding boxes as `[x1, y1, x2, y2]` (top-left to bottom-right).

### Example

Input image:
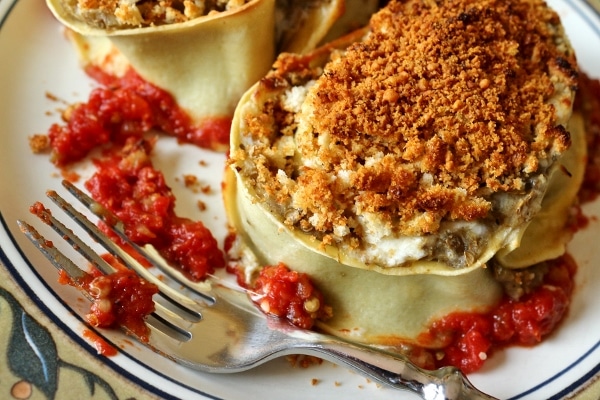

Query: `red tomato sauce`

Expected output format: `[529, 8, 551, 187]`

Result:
[251, 263, 332, 329]
[47, 66, 230, 166]
[55, 255, 158, 343]
[84, 137, 225, 281]
[85, 268, 158, 343]
[39, 66, 229, 342]
[82, 329, 118, 357]
[415, 255, 576, 373]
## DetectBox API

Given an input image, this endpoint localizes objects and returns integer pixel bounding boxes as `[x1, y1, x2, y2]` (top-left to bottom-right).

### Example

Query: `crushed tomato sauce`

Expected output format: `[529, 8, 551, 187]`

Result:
[58, 263, 158, 343]
[85, 137, 225, 281]
[47, 66, 230, 166]
[82, 329, 119, 357]
[415, 255, 576, 373]
[251, 263, 332, 330]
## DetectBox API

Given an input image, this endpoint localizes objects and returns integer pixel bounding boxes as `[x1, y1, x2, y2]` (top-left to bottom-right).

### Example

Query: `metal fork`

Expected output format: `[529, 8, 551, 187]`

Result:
[17, 180, 497, 400]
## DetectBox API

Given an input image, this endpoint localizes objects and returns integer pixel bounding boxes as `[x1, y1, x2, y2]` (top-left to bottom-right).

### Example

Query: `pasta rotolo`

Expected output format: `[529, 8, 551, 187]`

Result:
[225, 0, 584, 369]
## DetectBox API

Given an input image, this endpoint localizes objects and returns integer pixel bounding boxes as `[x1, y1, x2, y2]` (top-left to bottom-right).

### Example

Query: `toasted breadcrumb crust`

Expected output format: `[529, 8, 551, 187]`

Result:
[66, 0, 250, 28]
[294, 0, 578, 235]
[232, 0, 578, 265]
[28, 134, 51, 153]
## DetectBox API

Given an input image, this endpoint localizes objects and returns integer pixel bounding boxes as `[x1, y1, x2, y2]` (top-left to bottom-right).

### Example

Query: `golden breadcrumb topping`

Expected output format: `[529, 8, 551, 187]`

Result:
[233, 0, 578, 254]
[67, 0, 250, 28]
[28, 134, 51, 153]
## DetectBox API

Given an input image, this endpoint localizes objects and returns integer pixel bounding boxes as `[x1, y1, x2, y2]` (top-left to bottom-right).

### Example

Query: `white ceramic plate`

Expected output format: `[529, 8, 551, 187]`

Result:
[1, 0, 600, 398]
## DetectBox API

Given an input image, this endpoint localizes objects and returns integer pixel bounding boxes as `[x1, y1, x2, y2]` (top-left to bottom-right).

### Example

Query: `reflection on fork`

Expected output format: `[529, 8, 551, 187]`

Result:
[17, 180, 497, 400]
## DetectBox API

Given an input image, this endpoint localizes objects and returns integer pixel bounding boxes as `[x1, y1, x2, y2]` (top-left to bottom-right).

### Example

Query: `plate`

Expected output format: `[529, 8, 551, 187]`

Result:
[1, 0, 600, 398]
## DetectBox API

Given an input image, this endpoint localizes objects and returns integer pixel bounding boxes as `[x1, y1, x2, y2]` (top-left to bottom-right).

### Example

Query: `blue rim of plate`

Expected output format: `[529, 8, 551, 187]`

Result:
[0, 0, 599, 398]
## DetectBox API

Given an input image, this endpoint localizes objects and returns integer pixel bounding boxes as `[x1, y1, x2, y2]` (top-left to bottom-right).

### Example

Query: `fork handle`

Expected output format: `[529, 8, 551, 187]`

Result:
[304, 342, 498, 400]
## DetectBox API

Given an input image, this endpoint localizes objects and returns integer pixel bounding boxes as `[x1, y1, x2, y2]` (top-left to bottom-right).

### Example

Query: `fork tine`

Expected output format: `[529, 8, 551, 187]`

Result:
[46, 188, 212, 320]
[17, 219, 92, 298]
[60, 180, 218, 302]
[20, 203, 116, 275]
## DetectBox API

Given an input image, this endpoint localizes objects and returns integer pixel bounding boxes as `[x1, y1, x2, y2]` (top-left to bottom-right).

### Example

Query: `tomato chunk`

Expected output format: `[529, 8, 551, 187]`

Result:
[253, 263, 332, 329]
